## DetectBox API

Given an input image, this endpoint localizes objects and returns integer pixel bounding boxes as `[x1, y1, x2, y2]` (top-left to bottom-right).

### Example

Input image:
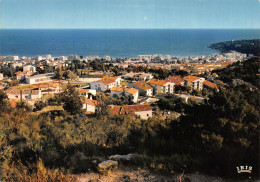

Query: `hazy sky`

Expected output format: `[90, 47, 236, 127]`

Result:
[1, 0, 260, 29]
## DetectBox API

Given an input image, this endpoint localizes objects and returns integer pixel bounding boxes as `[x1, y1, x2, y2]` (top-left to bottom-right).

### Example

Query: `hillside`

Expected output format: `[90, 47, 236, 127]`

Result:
[213, 57, 260, 88]
[208, 39, 260, 56]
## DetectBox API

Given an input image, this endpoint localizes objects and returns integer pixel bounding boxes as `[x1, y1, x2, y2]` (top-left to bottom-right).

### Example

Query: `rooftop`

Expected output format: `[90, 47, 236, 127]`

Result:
[203, 80, 218, 89]
[132, 81, 152, 91]
[183, 75, 202, 82]
[109, 104, 152, 115]
[149, 79, 169, 86]
[85, 99, 102, 106]
[27, 73, 55, 79]
[111, 87, 139, 95]
[168, 76, 184, 85]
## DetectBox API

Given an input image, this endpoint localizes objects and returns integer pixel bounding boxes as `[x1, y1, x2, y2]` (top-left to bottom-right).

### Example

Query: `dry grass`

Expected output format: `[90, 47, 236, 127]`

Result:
[9, 81, 55, 91]
[35, 105, 64, 115]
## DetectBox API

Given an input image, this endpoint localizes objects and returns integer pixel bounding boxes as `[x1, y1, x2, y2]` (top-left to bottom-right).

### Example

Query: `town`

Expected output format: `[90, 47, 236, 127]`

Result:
[0, 51, 249, 119]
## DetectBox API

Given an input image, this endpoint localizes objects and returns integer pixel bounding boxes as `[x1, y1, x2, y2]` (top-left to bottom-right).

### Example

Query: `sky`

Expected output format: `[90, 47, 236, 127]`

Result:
[0, 0, 260, 29]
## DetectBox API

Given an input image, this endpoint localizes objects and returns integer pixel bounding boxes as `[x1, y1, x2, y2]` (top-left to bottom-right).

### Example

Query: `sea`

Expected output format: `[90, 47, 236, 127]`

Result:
[0, 29, 260, 58]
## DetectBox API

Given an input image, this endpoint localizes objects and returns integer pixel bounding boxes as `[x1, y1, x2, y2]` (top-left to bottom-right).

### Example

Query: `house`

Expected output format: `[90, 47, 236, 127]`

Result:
[15, 71, 31, 80]
[26, 73, 55, 84]
[6, 89, 21, 99]
[168, 76, 185, 86]
[148, 79, 174, 94]
[203, 80, 218, 91]
[123, 72, 153, 81]
[183, 75, 205, 90]
[38, 83, 61, 93]
[23, 65, 36, 73]
[109, 104, 152, 120]
[102, 76, 121, 86]
[110, 87, 139, 103]
[79, 89, 97, 99]
[6, 89, 41, 100]
[21, 90, 41, 100]
[89, 76, 120, 91]
[82, 99, 102, 114]
[128, 81, 153, 96]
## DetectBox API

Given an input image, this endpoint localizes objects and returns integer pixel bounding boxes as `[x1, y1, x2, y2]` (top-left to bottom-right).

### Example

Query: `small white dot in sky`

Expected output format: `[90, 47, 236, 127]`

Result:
[144, 16, 147, 21]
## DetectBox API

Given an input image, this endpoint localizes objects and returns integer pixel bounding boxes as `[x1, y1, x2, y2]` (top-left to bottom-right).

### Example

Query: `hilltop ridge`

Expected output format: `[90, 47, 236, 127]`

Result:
[208, 39, 260, 56]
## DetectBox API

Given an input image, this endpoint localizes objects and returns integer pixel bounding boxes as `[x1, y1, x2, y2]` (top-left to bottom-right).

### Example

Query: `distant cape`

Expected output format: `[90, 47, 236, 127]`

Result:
[208, 39, 260, 56]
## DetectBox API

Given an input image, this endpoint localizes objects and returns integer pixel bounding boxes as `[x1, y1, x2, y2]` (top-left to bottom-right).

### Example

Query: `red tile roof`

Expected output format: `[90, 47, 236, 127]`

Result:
[183, 75, 201, 82]
[6, 89, 20, 95]
[100, 77, 116, 85]
[111, 87, 124, 92]
[85, 99, 102, 106]
[111, 87, 138, 95]
[125, 88, 138, 95]
[203, 80, 218, 89]
[149, 79, 169, 86]
[109, 104, 152, 115]
[168, 76, 184, 85]
[132, 81, 152, 91]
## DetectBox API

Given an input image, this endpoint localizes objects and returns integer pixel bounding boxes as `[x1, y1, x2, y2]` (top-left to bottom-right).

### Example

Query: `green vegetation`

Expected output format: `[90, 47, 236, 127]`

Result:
[0, 58, 259, 181]
[213, 58, 260, 88]
[209, 39, 260, 56]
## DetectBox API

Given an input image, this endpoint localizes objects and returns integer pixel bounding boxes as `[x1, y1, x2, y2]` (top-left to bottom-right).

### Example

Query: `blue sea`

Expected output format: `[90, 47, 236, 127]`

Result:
[0, 29, 260, 58]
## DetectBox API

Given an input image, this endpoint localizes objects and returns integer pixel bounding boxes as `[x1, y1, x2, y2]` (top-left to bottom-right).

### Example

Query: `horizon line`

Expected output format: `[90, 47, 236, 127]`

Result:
[1, 28, 260, 30]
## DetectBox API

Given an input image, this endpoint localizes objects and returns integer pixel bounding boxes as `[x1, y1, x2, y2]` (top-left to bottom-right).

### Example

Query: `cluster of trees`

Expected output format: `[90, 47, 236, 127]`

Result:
[154, 86, 259, 178]
[213, 58, 260, 87]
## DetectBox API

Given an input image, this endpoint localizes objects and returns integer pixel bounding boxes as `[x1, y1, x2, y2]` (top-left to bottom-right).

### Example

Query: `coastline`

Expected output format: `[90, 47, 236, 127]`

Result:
[1, 29, 259, 58]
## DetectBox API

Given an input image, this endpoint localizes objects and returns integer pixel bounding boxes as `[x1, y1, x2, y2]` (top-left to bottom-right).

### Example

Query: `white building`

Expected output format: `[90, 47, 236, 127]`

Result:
[109, 104, 152, 120]
[139, 55, 152, 62]
[23, 65, 36, 73]
[6, 56, 19, 61]
[82, 99, 101, 114]
[59, 56, 67, 61]
[183, 75, 205, 90]
[123, 72, 153, 81]
[148, 79, 174, 94]
[86, 56, 100, 61]
[128, 81, 153, 96]
[68, 54, 79, 61]
[21, 90, 41, 100]
[36, 56, 43, 61]
[26, 73, 55, 84]
[45, 54, 52, 60]
[6, 89, 41, 100]
[104, 56, 111, 61]
[89, 76, 120, 91]
[111, 87, 139, 103]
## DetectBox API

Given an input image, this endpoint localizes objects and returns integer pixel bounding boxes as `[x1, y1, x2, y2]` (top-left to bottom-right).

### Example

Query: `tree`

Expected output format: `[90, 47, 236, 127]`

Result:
[63, 70, 78, 80]
[0, 90, 8, 108]
[54, 67, 64, 80]
[60, 84, 83, 115]
[156, 95, 186, 113]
